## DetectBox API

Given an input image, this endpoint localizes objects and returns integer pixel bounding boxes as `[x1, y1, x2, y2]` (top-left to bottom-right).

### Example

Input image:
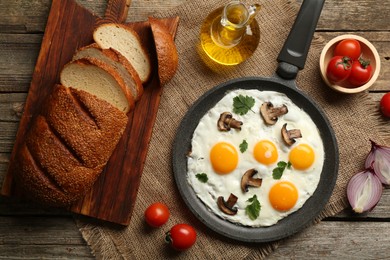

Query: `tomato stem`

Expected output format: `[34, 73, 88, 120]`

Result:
[165, 231, 173, 244]
[358, 57, 371, 68]
[336, 56, 352, 70]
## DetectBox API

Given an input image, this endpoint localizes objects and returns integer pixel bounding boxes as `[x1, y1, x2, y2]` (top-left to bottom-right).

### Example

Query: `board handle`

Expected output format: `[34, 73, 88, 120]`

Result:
[96, 0, 132, 25]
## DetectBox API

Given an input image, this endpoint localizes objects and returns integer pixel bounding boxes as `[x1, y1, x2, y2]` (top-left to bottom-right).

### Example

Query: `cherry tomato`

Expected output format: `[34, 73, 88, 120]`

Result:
[347, 58, 373, 87]
[380, 92, 390, 118]
[334, 39, 361, 60]
[326, 56, 352, 83]
[165, 224, 197, 251]
[144, 202, 170, 227]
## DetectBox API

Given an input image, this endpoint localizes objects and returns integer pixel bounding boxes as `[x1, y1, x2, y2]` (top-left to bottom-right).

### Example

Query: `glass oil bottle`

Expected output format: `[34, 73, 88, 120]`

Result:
[200, 1, 261, 66]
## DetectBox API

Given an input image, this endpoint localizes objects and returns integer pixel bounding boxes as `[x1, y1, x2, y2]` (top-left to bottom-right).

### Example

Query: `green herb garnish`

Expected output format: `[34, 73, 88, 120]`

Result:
[245, 195, 261, 220]
[195, 173, 208, 183]
[272, 161, 292, 180]
[239, 140, 248, 153]
[233, 95, 255, 115]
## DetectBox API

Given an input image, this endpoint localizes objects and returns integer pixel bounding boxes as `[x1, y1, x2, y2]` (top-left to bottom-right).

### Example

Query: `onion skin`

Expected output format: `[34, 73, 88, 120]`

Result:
[365, 140, 390, 185]
[347, 168, 383, 213]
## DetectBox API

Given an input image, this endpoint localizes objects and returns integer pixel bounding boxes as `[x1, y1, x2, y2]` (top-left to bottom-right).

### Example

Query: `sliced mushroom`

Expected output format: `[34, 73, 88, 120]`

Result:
[217, 112, 243, 131]
[260, 102, 288, 125]
[241, 169, 262, 192]
[281, 123, 302, 146]
[217, 193, 238, 215]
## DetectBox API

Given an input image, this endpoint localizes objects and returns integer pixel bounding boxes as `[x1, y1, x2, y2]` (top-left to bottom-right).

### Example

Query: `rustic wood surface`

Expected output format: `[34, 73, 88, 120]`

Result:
[0, 0, 389, 258]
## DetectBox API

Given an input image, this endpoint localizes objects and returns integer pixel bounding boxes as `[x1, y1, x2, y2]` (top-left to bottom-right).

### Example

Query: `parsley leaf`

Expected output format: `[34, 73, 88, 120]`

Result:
[195, 173, 208, 183]
[233, 95, 255, 115]
[272, 161, 291, 179]
[239, 140, 248, 153]
[245, 195, 261, 220]
[287, 161, 292, 169]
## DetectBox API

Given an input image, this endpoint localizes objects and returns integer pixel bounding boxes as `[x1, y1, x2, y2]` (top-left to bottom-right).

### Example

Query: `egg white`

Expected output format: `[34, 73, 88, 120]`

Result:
[187, 89, 325, 227]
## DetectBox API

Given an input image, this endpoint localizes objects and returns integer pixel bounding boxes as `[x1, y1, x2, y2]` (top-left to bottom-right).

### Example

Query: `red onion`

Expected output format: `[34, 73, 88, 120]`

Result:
[347, 168, 383, 213]
[365, 140, 390, 185]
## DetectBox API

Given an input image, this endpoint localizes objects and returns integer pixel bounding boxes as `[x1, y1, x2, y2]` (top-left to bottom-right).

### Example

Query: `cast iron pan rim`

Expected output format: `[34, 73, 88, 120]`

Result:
[172, 76, 339, 243]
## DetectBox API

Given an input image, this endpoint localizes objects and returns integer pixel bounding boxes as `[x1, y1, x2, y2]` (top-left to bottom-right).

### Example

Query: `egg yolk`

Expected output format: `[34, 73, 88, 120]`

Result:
[254, 140, 278, 165]
[289, 144, 315, 170]
[210, 142, 238, 174]
[269, 181, 298, 211]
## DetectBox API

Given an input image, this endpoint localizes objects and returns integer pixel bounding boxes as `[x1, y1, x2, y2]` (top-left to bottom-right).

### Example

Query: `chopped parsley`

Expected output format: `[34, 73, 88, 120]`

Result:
[195, 173, 208, 183]
[245, 195, 261, 220]
[272, 161, 292, 180]
[233, 95, 255, 115]
[239, 140, 248, 153]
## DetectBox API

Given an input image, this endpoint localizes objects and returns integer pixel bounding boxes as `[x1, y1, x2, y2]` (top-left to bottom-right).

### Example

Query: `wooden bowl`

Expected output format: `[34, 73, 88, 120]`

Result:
[319, 34, 381, 94]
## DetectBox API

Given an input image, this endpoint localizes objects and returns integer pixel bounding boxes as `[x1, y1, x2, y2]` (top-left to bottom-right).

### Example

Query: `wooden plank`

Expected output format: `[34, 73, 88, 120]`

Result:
[0, 93, 27, 122]
[0, 217, 85, 244]
[2, 0, 390, 34]
[297, 0, 390, 31]
[0, 245, 93, 259]
[1, 0, 390, 33]
[125, 0, 185, 21]
[0, 216, 93, 259]
[319, 0, 390, 31]
[0, 34, 41, 92]
[0, 0, 185, 33]
[268, 221, 390, 259]
[0, 196, 71, 216]
[0, 163, 8, 186]
[0, 0, 51, 33]
[0, 122, 18, 153]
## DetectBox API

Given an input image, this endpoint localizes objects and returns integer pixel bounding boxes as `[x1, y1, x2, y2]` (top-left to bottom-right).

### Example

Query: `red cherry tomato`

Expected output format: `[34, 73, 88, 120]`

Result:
[347, 58, 373, 87]
[165, 224, 197, 251]
[334, 39, 361, 60]
[326, 56, 352, 83]
[144, 202, 170, 227]
[380, 92, 390, 118]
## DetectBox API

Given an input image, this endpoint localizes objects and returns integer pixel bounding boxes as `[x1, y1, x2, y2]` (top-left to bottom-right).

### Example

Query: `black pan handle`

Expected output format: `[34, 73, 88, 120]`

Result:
[276, 0, 325, 80]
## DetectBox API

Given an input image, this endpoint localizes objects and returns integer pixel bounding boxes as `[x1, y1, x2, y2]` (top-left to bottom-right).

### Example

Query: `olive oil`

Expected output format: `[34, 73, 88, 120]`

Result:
[200, 3, 260, 66]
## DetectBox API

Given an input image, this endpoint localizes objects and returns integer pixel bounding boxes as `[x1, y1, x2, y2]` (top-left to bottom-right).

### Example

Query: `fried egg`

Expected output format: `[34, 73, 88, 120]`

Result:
[187, 89, 324, 227]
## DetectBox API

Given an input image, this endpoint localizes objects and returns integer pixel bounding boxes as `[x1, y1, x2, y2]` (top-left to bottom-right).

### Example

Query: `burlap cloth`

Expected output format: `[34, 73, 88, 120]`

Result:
[75, 0, 389, 258]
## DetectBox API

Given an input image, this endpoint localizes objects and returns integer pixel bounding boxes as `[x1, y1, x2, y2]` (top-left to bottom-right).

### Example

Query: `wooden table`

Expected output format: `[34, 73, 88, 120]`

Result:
[1, 0, 389, 258]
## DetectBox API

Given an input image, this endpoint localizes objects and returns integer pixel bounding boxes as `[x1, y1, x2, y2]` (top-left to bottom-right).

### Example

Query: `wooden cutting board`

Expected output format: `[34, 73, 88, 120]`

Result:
[0, 0, 179, 225]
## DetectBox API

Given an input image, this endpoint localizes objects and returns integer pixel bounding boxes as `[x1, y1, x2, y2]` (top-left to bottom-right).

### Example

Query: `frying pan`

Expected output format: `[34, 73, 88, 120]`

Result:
[172, 0, 339, 242]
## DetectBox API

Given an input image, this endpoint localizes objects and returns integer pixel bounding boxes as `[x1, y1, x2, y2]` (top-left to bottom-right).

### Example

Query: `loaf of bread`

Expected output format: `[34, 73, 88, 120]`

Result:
[14, 85, 129, 207]
[93, 23, 152, 84]
[73, 43, 143, 101]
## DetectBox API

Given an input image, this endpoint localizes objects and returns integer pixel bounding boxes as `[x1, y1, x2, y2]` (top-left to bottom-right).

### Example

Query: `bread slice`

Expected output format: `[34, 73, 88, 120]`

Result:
[149, 17, 179, 86]
[14, 85, 128, 206]
[73, 43, 143, 101]
[93, 23, 151, 83]
[60, 57, 135, 113]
